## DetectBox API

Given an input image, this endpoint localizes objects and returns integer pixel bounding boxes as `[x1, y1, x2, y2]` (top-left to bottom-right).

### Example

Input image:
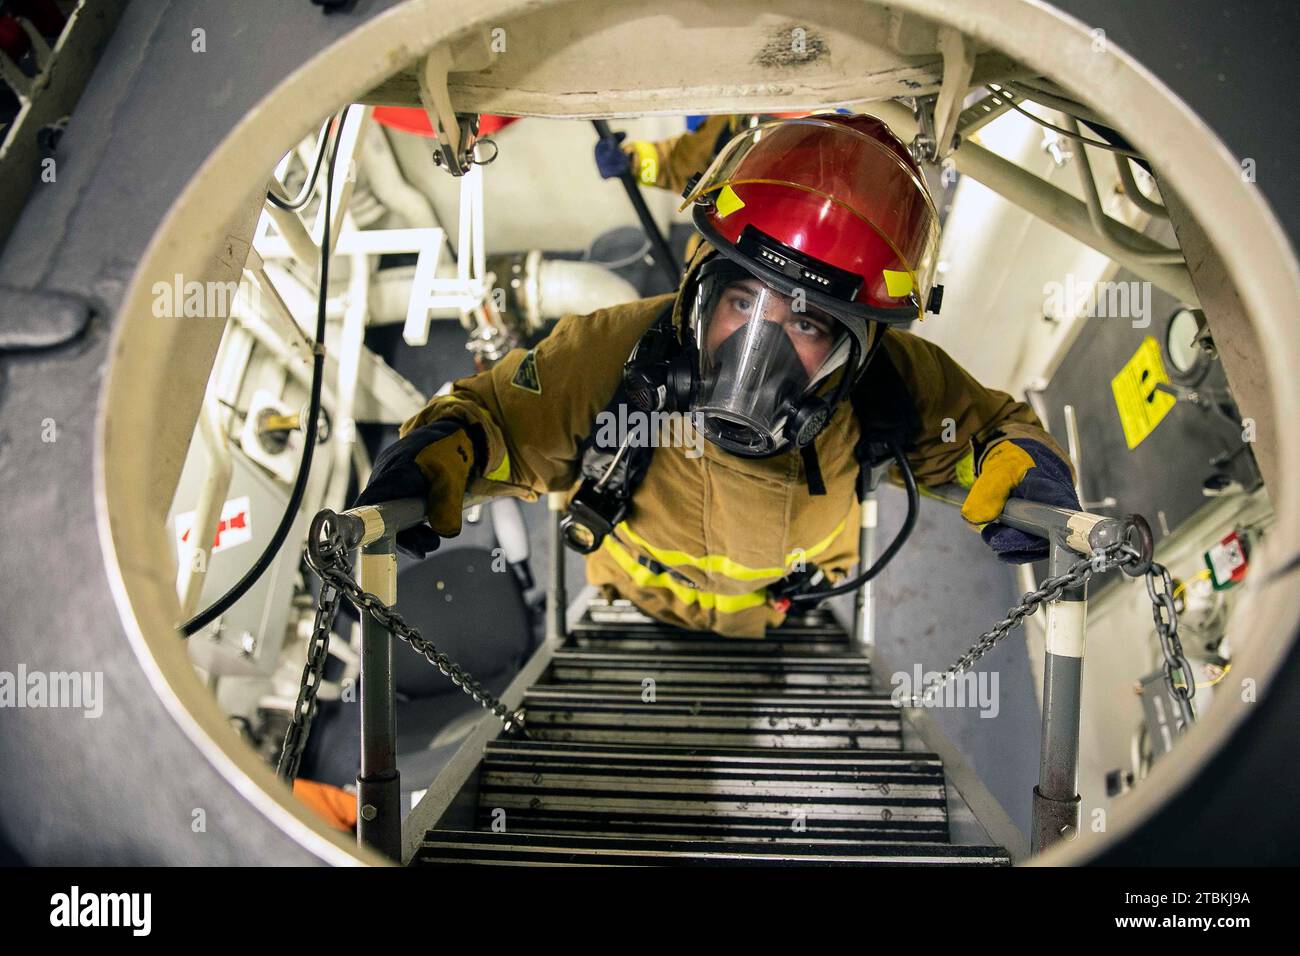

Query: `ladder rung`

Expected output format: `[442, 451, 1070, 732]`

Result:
[415, 831, 1011, 866]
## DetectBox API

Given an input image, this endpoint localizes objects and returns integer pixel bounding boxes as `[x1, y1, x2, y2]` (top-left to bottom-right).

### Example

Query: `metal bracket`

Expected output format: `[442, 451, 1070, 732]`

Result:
[418, 46, 481, 177]
[910, 27, 976, 163]
[931, 27, 975, 160]
[1065, 116, 1185, 266]
[955, 86, 1019, 139]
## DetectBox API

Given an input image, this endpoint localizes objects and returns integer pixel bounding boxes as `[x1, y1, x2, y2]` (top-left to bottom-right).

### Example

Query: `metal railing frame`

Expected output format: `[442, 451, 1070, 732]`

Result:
[918, 485, 1150, 852]
[321, 483, 1150, 860]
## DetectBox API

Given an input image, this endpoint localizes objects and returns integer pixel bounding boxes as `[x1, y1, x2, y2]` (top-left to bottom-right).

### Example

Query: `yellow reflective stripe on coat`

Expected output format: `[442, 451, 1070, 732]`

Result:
[484, 450, 511, 482]
[630, 141, 659, 186]
[602, 537, 769, 614]
[614, 515, 849, 583]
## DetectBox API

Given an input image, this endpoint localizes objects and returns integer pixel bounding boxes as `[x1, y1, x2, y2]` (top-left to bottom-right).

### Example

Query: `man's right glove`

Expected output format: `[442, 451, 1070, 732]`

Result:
[353, 420, 477, 559]
[594, 130, 633, 179]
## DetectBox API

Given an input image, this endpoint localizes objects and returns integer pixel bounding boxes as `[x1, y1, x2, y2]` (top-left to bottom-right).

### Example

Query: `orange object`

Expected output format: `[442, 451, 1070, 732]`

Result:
[372, 107, 518, 139]
[292, 779, 358, 831]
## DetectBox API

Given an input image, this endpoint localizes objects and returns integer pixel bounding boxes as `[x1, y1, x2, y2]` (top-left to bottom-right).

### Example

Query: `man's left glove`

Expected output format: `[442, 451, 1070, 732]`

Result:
[353, 420, 478, 559]
[960, 439, 1080, 564]
[594, 130, 633, 179]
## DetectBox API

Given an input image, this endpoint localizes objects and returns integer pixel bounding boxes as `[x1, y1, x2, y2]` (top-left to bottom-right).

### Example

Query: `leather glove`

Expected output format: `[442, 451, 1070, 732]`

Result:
[353, 421, 477, 559]
[960, 438, 1080, 564]
[594, 130, 633, 179]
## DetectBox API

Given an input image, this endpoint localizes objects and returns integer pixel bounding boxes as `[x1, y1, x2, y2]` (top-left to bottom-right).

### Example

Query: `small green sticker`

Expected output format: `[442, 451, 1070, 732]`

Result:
[511, 349, 542, 394]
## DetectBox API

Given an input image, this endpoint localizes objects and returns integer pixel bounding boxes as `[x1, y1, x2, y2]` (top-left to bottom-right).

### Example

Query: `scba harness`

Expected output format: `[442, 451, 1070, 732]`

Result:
[560, 302, 923, 608]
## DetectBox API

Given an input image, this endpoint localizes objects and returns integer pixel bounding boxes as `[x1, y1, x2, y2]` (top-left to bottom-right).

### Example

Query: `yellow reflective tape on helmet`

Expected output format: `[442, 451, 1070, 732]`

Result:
[602, 537, 769, 614]
[882, 269, 914, 298]
[614, 515, 848, 583]
[484, 450, 511, 483]
[630, 141, 659, 186]
[715, 183, 746, 218]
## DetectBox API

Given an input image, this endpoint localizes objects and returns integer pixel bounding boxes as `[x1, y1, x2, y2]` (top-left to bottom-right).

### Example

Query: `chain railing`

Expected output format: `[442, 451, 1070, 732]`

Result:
[279, 486, 1187, 860]
[909, 486, 1191, 851]
[278, 497, 524, 860]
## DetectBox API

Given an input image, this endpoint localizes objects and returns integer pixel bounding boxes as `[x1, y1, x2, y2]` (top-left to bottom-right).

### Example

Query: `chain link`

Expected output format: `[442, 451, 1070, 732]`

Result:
[1146, 561, 1197, 726]
[902, 541, 1194, 722]
[276, 513, 1192, 776]
[277, 571, 343, 781]
[276, 518, 526, 783]
[320, 566, 527, 734]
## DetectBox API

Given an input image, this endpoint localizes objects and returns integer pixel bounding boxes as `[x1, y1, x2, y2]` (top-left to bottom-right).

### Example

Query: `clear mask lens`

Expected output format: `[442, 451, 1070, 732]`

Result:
[693, 276, 846, 455]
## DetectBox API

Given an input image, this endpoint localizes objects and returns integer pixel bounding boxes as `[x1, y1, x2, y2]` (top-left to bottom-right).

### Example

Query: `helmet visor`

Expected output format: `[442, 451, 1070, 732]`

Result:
[681, 117, 940, 317]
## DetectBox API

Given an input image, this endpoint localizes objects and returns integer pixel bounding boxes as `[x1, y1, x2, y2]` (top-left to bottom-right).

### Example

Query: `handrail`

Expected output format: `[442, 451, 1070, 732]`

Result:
[326, 497, 426, 860]
[915, 484, 1153, 852]
[920, 482, 1151, 562]
[341, 490, 1156, 857]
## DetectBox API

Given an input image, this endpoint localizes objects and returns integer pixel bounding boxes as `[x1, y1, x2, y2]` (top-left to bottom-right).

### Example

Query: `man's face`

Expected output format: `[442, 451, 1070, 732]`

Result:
[706, 279, 837, 377]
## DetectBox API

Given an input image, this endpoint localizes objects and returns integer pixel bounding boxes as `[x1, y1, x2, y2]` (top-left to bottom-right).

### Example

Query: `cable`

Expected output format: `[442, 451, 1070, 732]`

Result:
[1197, 662, 1231, 689]
[591, 119, 681, 288]
[215, 396, 247, 418]
[182, 107, 351, 637]
[1173, 568, 1211, 601]
[789, 442, 919, 605]
[985, 85, 1148, 160]
[266, 115, 334, 212]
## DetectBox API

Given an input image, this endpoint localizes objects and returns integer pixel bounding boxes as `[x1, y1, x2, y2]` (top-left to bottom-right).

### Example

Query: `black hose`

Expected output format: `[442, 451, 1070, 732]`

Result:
[181, 108, 351, 637]
[591, 119, 681, 289]
[788, 442, 919, 605]
[266, 114, 334, 212]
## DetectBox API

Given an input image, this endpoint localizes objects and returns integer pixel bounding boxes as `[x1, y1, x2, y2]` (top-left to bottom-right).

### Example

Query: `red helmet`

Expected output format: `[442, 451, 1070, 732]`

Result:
[682, 113, 941, 343]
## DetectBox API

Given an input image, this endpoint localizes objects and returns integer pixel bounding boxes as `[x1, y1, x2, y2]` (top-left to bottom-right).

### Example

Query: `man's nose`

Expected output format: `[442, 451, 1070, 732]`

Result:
[757, 299, 796, 324]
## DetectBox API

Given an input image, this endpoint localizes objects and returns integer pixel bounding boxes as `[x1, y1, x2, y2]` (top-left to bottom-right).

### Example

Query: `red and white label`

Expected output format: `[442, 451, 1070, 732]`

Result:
[1206, 530, 1248, 588]
[175, 496, 252, 557]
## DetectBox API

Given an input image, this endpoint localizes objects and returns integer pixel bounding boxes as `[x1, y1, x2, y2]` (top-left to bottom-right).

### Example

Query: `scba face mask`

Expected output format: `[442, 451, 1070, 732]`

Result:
[690, 259, 854, 457]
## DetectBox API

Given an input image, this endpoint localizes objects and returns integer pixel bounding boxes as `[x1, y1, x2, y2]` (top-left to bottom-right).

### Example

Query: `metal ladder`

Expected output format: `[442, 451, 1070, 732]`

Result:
[410, 597, 1011, 866]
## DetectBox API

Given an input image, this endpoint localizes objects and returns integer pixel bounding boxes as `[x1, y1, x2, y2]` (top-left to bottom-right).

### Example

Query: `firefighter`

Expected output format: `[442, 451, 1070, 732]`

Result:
[356, 114, 1081, 639]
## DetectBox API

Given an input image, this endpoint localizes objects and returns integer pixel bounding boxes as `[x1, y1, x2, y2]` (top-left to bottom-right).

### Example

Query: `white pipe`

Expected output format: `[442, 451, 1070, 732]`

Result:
[312, 107, 370, 249]
[469, 164, 486, 283]
[532, 258, 638, 322]
[177, 394, 233, 620]
[326, 246, 369, 512]
[360, 125, 437, 229]
[262, 201, 320, 265]
[456, 166, 472, 284]
[368, 256, 638, 325]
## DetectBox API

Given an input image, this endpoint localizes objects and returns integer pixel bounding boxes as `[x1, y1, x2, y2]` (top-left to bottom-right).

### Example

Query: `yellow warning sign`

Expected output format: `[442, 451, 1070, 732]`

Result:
[1111, 336, 1176, 449]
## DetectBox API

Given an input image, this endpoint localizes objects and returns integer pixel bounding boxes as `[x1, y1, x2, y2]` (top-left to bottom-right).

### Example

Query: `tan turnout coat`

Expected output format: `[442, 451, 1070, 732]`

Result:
[400, 249, 1066, 638]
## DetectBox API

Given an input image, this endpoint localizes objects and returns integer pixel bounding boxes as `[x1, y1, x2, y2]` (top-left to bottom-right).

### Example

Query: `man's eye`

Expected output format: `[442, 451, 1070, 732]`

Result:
[795, 318, 829, 337]
[728, 295, 753, 312]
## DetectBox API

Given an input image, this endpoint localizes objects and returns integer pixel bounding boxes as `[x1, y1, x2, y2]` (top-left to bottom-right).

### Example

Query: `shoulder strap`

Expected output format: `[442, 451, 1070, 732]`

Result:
[573, 299, 677, 484]
[848, 335, 921, 470]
